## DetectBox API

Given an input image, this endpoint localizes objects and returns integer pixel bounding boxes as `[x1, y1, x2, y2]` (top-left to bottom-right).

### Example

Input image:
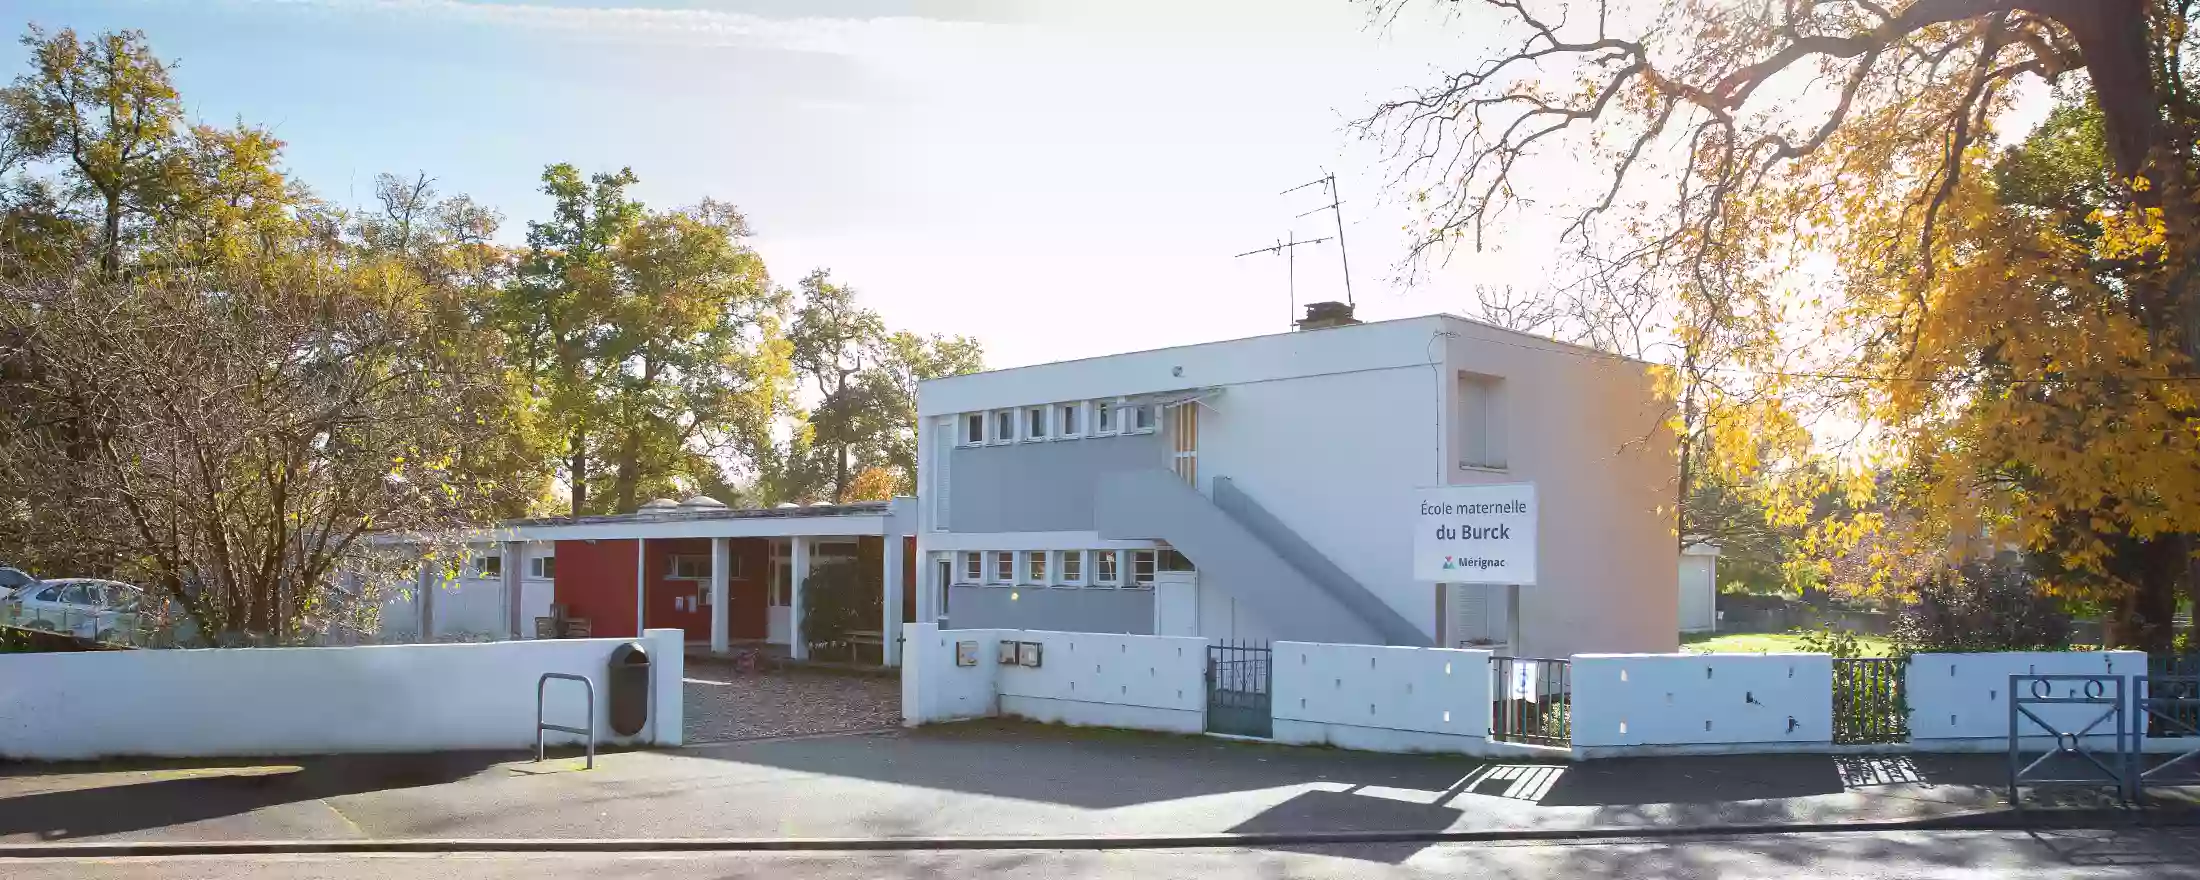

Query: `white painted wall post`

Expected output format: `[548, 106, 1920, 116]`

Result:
[634, 537, 648, 639]
[502, 540, 524, 640]
[710, 537, 731, 654]
[643, 628, 686, 747]
[789, 536, 811, 659]
[882, 535, 904, 667]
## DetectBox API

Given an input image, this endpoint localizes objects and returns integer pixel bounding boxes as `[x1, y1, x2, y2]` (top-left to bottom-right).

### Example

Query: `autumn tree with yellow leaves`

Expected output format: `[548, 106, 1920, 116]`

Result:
[1364, 0, 2200, 649]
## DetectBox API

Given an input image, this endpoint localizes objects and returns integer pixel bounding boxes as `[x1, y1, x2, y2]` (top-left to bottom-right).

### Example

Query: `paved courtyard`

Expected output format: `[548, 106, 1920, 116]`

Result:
[682, 661, 900, 743]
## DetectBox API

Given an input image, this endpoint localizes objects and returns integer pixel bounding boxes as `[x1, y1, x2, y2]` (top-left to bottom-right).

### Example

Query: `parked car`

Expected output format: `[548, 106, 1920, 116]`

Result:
[0, 566, 35, 600]
[0, 578, 143, 642]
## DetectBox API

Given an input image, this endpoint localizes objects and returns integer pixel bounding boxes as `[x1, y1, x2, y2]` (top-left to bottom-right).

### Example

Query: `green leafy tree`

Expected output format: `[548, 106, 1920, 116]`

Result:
[788, 269, 887, 502]
[503, 164, 794, 515]
[2, 26, 184, 278]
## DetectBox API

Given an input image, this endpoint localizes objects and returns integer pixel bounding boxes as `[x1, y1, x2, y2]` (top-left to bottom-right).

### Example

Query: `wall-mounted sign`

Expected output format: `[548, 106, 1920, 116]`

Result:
[1413, 482, 1537, 585]
[1017, 641, 1043, 668]
[954, 640, 978, 667]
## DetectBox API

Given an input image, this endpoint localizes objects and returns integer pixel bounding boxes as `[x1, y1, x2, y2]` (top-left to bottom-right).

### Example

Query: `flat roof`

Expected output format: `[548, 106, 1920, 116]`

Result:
[920, 310, 1648, 390]
[375, 499, 907, 544]
[503, 500, 891, 528]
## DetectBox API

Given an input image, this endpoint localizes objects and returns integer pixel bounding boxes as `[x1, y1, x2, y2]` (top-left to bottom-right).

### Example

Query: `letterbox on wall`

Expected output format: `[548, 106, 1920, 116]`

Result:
[998, 640, 1018, 664]
[1017, 641, 1043, 668]
[955, 640, 978, 667]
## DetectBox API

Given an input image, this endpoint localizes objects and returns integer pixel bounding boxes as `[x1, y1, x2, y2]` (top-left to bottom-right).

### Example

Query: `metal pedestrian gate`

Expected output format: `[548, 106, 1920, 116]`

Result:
[1205, 640, 1272, 738]
[1833, 658, 1909, 744]
[2008, 674, 2128, 802]
[1490, 656, 1571, 746]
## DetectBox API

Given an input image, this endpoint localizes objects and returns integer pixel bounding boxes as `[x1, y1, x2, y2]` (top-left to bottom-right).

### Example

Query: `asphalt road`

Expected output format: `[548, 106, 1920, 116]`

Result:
[7, 829, 2200, 880]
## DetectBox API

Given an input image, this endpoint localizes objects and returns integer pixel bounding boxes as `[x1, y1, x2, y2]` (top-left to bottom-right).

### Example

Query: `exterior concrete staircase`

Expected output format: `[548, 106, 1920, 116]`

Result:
[1094, 468, 1429, 646]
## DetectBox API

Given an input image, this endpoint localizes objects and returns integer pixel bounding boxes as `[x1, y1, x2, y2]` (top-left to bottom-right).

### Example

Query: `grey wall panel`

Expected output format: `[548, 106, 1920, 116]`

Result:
[946, 433, 1164, 533]
[943, 586, 1154, 635]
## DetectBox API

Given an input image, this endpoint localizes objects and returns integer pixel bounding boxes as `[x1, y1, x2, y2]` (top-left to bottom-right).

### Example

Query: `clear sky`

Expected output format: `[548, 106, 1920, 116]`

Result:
[4, 0, 1563, 369]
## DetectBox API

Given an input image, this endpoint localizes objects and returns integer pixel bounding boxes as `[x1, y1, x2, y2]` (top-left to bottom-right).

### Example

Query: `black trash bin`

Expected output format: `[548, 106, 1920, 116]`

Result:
[608, 641, 651, 737]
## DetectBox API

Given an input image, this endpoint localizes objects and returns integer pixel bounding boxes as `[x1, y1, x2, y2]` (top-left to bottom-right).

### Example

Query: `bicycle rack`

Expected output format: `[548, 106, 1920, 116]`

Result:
[2008, 674, 2128, 804]
[2131, 674, 2200, 802]
[536, 672, 597, 769]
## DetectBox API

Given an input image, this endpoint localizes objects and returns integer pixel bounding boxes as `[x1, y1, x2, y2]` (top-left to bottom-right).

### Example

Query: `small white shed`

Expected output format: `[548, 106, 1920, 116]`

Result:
[1678, 541, 1721, 633]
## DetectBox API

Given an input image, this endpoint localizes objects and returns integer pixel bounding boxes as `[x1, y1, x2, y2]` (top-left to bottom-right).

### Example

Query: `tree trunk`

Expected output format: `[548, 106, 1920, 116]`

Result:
[100, 189, 122, 280]
[568, 425, 589, 517]
[2057, 1, 2160, 184]
[2104, 534, 2183, 653]
[613, 425, 641, 514]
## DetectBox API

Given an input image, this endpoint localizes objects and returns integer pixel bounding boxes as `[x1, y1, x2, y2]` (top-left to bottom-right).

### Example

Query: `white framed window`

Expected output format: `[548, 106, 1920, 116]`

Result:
[1025, 406, 1049, 441]
[527, 555, 555, 580]
[963, 412, 986, 445]
[1025, 550, 1047, 583]
[1129, 550, 1157, 587]
[1091, 550, 1119, 587]
[1058, 403, 1083, 438]
[992, 550, 1015, 584]
[469, 551, 503, 578]
[1059, 550, 1084, 585]
[670, 554, 711, 580]
[961, 551, 983, 584]
[993, 410, 1016, 444]
[1128, 402, 1156, 433]
[1095, 400, 1116, 435]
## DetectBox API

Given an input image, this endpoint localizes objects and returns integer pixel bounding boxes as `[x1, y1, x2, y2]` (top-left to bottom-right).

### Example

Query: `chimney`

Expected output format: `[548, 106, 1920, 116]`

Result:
[1296, 301, 1359, 331]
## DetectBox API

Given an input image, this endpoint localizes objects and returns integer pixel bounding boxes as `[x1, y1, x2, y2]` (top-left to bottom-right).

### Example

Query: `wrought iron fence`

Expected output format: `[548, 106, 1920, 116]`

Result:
[1833, 657, 1910, 744]
[1490, 656, 1571, 746]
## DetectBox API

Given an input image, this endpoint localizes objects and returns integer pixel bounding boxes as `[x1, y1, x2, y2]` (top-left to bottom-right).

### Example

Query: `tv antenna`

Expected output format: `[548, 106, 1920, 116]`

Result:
[1281, 172, 1355, 308]
[1235, 234, 1333, 328]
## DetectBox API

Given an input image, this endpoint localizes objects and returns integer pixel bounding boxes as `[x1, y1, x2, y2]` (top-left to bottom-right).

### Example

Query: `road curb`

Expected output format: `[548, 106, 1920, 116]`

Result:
[2, 809, 2194, 857]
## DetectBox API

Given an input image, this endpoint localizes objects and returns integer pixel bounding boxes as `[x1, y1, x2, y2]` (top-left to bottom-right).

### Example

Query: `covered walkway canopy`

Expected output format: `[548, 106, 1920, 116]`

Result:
[384, 497, 918, 666]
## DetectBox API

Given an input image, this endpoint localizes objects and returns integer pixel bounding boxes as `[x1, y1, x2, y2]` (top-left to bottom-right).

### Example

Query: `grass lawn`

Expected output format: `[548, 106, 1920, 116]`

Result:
[1681, 630, 1897, 657]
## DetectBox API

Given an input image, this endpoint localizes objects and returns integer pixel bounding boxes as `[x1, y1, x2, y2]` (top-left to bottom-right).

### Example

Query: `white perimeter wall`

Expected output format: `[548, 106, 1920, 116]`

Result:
[0, 629, 684, 760]
[1572, 654, 1834, 749]
[1444, 320, 1677, 657]
[1271, 642, 1499, 754]
[902, 624, 1208, 732]
[996, 630, 1208, 733]
[903, 626, 2171, 760]
[902, 623, 1002, 724]
[1907, 651, 2147, 746]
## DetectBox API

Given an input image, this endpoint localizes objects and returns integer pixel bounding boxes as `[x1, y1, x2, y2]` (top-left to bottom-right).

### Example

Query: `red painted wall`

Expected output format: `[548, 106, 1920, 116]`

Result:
[727, 538, 769, 639]
[552, 539, 639, 638]
[643, 538, 712, 640]
[552, 534, 905, 640]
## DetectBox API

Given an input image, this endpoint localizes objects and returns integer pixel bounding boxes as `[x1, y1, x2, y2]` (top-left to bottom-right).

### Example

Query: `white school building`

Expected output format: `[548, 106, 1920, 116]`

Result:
[909, 306, 1680, 659]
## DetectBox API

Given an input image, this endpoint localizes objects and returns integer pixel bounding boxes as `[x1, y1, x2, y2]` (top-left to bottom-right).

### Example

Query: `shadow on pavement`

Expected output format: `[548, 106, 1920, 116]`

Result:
[681, 721, 1483, 810]
[0, 751, 512, 841]
[1224, 790, 1465, 864]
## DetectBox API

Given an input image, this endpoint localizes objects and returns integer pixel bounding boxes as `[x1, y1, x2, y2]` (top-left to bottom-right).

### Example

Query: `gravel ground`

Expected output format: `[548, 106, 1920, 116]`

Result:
[683, 661, 901, 743]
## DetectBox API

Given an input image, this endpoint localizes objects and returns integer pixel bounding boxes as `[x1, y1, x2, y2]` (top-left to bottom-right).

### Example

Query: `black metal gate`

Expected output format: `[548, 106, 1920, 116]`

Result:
[2009, 673, 2129, 802]
[1833, 658, 1909, 744]
[1490, 656, 1571, 746]
[1205, 640, 1272, 738]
